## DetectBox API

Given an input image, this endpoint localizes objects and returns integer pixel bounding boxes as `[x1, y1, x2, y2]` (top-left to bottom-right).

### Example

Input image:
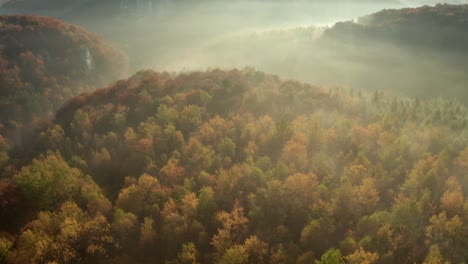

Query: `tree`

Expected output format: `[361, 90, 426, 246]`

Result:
[196, 116, 234, 147]
[455, 146, 468, 170]
[280, 132, 309, 172]
[211, 202, 248, 258]
[248, 180, 287, 239]
[183, 137, 215, 177]
[217, 245, 247, 264]
[390, 198, 426, 262]
[0, 236, 13, 263]
[176, 242, 200, 264]
[333, 176, 355, 225]
[13, 202, 115, 264]
[300, 218, 336, 255]
[112, 209, 139, 249]
[161, 198, 187, 258]
[270, 245, 287, 264]
[425, 212, 466, 262]
[39, 124, 65, 150]
[284, 173, 320, 235]
[14, 154, 81, 211]
[352, 178, 380, 217]
[177, 105, 203, 135]
[440, 176, 464, 216]
[181, 193, 199, 220]
[217, 137, 237, 163]
[161, 194, 204, 260]
[215, 163, 264, 208]
[344, 248, 379, 264]
[82, 213, 115, 261]
[115, 174, 168, 218]
[243, 236, 268, 264]
[156, 104, 178, 126]
[160, 158, 186, 186]
[423, 245, 448, 264]
[315, 248, 342, 264]
[138, 217, 157, 255]
[198, 187, 218, 223]
[11, 153, 110, 218]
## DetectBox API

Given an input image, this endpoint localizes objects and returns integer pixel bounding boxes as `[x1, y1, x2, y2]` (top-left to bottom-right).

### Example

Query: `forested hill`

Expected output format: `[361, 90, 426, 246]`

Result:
[325, 4, 468, 51]
[0, 15, 128, 146]
[1, 69, 466, 263]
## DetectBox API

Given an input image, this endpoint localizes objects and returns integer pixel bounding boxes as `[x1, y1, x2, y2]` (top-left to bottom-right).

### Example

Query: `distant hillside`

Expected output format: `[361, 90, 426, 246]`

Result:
[0, 15, 128, 146]
[325, 4, 468, 51]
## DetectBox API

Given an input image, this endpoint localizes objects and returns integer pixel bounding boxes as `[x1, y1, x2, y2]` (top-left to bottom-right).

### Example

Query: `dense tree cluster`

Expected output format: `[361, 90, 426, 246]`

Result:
[0, 69, 466, 263]
[325, 4, 468, 52]
[0, 15, 128, 145]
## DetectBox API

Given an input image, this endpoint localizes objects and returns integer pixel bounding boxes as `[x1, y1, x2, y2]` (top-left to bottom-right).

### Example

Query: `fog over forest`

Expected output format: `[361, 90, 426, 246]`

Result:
[3, 0, 467, 100]
[0, 1, 468, 264]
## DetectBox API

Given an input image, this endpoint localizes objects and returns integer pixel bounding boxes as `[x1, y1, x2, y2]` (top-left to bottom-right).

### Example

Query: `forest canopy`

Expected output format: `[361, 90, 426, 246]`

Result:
[0, 69, 466, 263]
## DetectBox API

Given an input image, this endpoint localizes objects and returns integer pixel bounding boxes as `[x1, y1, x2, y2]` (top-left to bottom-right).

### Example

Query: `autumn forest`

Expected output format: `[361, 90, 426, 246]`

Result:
[0, 1, 467, 264]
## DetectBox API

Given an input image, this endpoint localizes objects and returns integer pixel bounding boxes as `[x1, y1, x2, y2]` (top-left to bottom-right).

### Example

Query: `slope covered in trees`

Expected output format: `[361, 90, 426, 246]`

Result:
[1, 69, 466, 263]
[326, 4, 468, 52]
[0, 15, 128, 146]
[319, 3, 468, 100]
